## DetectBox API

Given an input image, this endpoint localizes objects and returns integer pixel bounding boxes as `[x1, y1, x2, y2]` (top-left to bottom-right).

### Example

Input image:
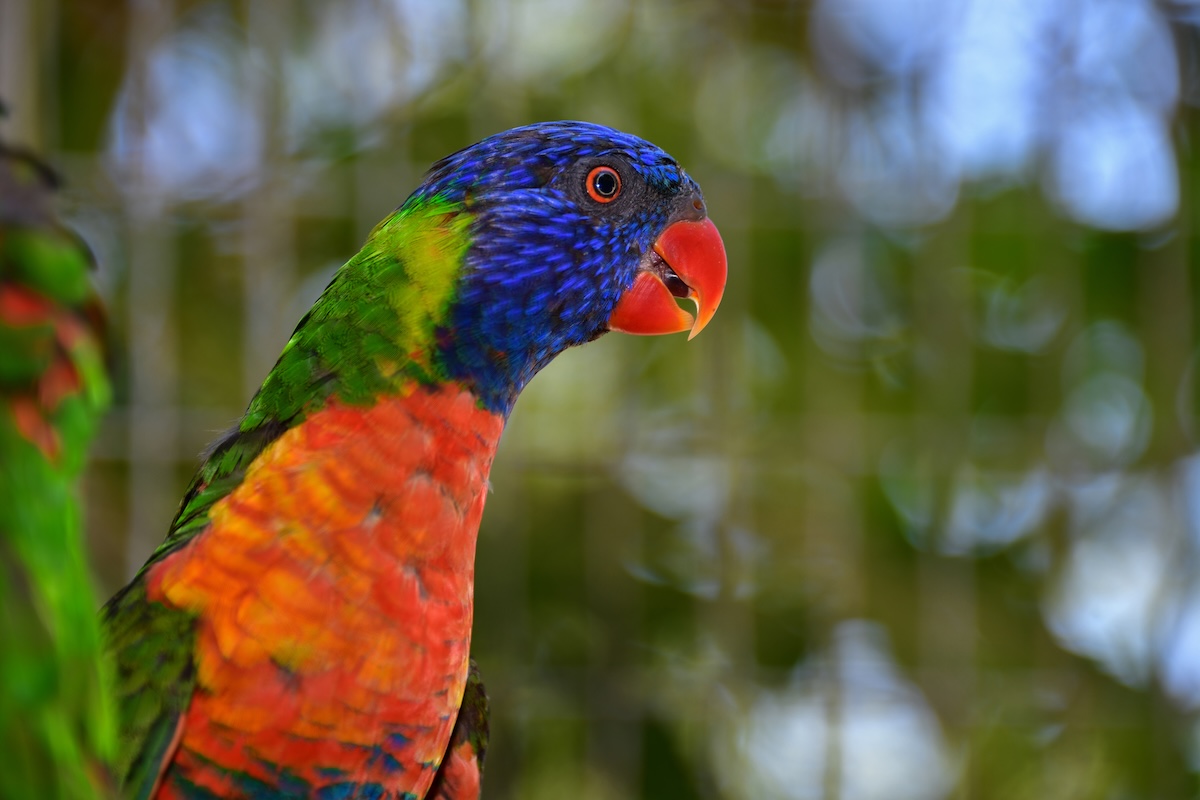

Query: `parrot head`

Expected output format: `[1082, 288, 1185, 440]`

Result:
[394, 120, 727, 414]
[249, 122, 726, 429]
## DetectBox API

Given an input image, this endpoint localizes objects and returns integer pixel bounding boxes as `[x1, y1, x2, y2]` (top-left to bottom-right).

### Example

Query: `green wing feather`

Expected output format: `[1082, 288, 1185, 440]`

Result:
[427, 659, 491, 800]
[99, 396, 276, 796]
[101, 581, 196, 800]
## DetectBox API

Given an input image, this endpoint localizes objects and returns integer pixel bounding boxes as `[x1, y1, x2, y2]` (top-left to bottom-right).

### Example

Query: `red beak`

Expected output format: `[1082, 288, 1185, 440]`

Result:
[607, 218, 727, 340]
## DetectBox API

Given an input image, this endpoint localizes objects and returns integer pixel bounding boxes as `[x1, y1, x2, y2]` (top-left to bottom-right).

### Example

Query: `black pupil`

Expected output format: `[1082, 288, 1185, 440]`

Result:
[593, 170, 618, 197]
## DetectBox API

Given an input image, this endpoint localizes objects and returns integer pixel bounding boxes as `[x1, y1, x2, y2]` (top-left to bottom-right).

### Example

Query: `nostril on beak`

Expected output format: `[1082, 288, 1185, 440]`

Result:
[678, 188, 707, 222]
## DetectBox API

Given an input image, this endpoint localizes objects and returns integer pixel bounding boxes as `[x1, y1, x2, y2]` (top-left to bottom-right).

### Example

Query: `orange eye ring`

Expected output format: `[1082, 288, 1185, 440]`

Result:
[586, 166, 622, 203]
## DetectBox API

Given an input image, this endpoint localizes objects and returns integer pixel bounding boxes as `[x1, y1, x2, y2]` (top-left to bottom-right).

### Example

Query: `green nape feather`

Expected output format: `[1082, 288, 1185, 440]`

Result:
[0, 142, 115, 798]
[138, 195, 470, 564]
[243, 195, 470, 424]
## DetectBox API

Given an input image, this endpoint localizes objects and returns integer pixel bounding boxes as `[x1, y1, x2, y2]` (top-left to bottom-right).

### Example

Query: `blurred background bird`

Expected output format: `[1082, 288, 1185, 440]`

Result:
[0, 120, 115, 799]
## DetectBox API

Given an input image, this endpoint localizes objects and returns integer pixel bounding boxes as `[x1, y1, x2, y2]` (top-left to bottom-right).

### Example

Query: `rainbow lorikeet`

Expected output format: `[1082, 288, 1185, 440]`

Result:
[0, 139, 115, 798]
[102, 121, 727, 800]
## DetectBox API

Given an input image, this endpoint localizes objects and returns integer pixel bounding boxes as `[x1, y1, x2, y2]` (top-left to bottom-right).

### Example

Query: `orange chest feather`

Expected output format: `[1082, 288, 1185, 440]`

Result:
[146, 384, 505, 795]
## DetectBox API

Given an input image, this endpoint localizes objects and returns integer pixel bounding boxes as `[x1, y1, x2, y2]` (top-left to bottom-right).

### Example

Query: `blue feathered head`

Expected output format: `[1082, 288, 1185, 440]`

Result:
[408, 121, 727, 414]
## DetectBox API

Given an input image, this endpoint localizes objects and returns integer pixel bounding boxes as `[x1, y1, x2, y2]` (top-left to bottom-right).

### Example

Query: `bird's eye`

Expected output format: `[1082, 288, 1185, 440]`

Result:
[586, 166, 622, 203]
